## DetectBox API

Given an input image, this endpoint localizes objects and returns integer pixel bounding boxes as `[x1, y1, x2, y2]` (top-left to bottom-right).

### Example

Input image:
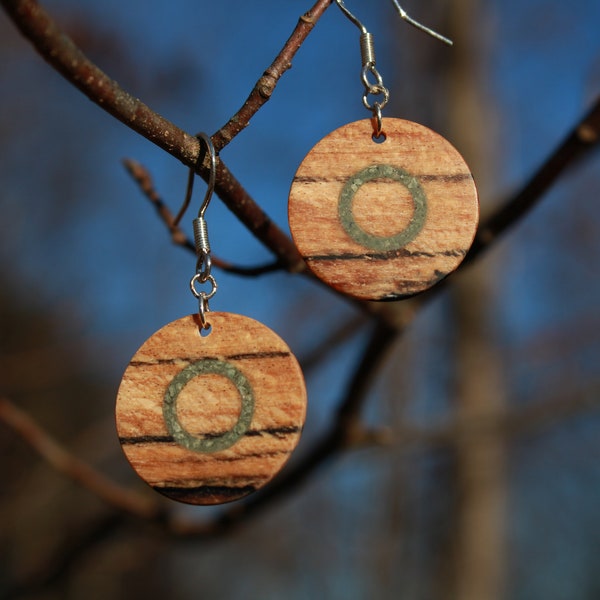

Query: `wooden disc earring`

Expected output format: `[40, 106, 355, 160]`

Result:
[115, 134, 307, 505]
[288, 1, 479, 301]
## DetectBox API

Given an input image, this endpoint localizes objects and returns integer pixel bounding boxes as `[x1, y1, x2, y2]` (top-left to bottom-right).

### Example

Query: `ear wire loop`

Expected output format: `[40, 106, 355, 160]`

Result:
[173, 132, 216, 227]
[178, 132, 218, 330]
[335, 0, 453, 136]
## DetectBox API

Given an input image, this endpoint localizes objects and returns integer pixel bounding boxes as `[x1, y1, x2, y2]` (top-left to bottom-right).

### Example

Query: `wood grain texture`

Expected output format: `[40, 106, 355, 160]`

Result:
[288, 118, 479, 300]
[115, 313, 306, 505]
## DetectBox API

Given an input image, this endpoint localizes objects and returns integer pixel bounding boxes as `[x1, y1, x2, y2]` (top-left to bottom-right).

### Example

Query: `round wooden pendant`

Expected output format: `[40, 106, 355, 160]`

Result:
[115, 312, 307, 505]
[288, 118, 479, 300]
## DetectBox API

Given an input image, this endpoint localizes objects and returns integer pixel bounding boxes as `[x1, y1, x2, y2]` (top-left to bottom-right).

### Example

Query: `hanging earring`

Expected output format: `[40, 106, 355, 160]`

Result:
[288, 0, 479, 301]
[116, 133, 307, 505]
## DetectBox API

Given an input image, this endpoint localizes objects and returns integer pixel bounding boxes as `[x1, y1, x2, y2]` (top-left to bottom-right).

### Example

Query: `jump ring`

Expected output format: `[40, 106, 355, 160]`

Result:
[371, 103, 383, 138]
[190, 273, 217, 301]
[362, 86, 390, 112]
[197, 293, 210, 329]
[361, 63, 384, 92]
[196, 253, 212, 282]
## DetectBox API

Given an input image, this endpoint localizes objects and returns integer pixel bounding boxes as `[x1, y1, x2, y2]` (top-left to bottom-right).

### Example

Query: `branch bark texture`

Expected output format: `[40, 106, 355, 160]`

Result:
[1, 0, 330, 272]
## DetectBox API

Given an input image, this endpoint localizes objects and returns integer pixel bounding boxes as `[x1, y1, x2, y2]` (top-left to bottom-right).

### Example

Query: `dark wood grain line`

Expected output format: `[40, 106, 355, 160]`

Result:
[293, 173, 472, 184]
[226, 351, 291, 361]
[153, 484, 257, 502]
[246, 425, 302, 438]
[129, 351, 291, 368]
[306, 248, 467, 262]
[119, 435, 174, 445]
[119, 426, 302, 447]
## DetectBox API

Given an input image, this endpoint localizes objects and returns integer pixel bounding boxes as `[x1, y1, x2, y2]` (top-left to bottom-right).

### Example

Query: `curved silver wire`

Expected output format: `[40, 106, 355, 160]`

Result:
[390, 0, 453, 46]
[335, 0, 452, 47]
[195, 132, 216, 218]
[173, 132, 216, 226]
[334, 0, 367, 34]
[371, 102, 383, 138]
[190, 273, 217, 301]
[190, 272, 217, 330]
[173, 132, 218, 329]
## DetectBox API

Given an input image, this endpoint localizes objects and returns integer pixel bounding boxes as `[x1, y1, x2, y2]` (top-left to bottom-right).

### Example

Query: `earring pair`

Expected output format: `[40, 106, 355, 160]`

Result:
[114, 1, 479, 507]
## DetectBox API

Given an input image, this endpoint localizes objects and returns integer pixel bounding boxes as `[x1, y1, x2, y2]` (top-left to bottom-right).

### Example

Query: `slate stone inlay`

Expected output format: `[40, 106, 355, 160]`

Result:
[163, 358, 255, 453]
[338, 164, 427, 251]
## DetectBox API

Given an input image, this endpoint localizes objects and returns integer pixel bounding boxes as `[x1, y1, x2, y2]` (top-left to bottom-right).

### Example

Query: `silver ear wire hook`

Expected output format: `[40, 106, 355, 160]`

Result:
[173, 132, 216, 227]
[335, 0, 452, 46]
[390, 0, 453, 46]
[335, 0, 452, 137]
[335, 0, 367, 34]
[183, 132, 218, 330]
[335, 0, 388, 137]
[195, 132, 217, 219]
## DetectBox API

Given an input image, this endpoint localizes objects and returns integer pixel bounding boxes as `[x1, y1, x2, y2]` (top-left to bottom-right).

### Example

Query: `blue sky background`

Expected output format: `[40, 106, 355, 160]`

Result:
[1, 0, 600, 598]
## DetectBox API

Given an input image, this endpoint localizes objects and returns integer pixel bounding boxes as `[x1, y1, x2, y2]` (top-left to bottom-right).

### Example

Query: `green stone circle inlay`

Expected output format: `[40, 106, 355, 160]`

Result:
[163, 358, 255, 454]
[338, 164, 427, 251]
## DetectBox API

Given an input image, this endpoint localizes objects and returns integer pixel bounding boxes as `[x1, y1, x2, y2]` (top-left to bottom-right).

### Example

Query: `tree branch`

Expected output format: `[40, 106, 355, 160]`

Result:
[0, 396, 162, 521]
[469, 96, 600, 262]
[383, 97, 600, 330]
[0, 321, 399, 540]
[122, 158, 283, 276]
[213, 0, 333, 151]
[3, 378, 600, 539]
[0, 0, 310, 272]
[393, 383, 600, 450]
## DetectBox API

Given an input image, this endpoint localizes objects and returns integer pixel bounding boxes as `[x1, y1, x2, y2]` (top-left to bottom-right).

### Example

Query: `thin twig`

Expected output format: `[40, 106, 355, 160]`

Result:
[380, 97, 600, 328]
[393, 382, 600, 449]
[468, 96, 600, 262]
[212, 0, 333, 151]
[0, 396, 162, 521]
[122, 158, 192, 249]
[3, 374, 600, 542]
[0, 318, 396, 542]
[171, 320, 399, 538]
[300, 313, 367, 372]
[122, 158, 283, 276]
[0, 0, 306, 272]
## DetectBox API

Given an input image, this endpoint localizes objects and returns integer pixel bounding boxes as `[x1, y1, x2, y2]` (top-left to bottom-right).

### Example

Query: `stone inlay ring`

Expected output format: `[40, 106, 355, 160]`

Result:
[163, 358, 255, 453]
[338, 164, 427, 251]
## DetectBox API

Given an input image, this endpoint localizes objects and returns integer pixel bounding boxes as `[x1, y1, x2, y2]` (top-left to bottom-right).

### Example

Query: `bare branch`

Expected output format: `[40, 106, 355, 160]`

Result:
[0, 0, 306, 272]
[0, 396, 162, 521]
[300, 313, 366, 371]
[3, 377, 599, 540]
[394, 383, 600, 450]
[122, 158, 283, 276]
[171, 321, 400, 538]
[469, 96, 600, 261]
[1, 0, 197, 161]
[382, 97, 600, 330]
[122, 158, 192, 249]
[212, 0, 333, 151]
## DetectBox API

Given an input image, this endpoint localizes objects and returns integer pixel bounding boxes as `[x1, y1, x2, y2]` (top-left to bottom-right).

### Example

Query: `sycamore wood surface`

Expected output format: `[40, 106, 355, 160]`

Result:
[288, 118, 479, 300]
[116, 313, 307, 505]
